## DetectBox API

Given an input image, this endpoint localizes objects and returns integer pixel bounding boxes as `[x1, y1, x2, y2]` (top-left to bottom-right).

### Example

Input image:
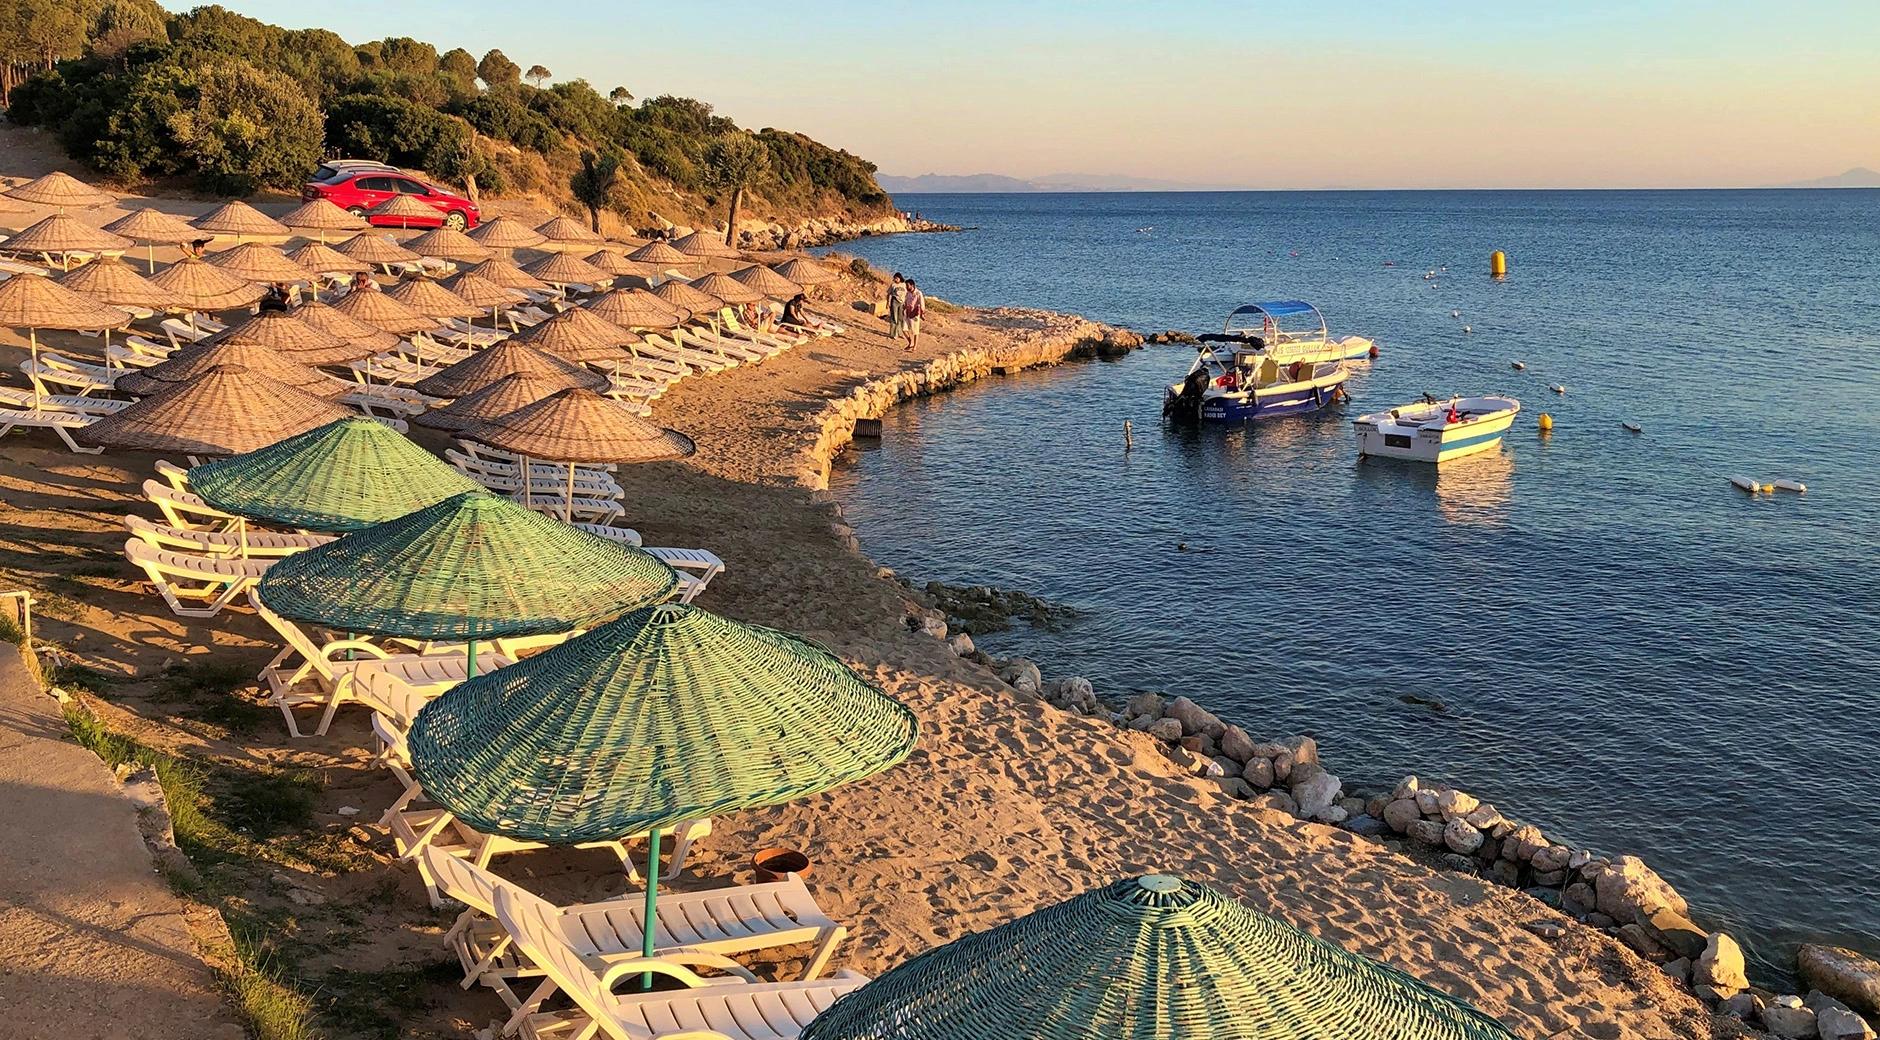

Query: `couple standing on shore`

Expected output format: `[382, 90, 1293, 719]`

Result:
[887, 272, 924, 351]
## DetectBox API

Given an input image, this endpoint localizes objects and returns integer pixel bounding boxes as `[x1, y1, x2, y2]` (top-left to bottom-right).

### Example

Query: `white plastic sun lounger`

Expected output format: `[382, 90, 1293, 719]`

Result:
[22, 352, 118, 395]
[0, 402, 102, 453]
[0, 386, 130, 417]
[670, 325, 764, 365]
[391, 807, 710, 908]
[445, 449, 622, 494]
[123, 537, 273, 618]
[457, 441, 618, 474]
[638, 333, 734, 374]
[423, 849, 846, 1031]
[571, 525, 723, 604]
[142, 478, 245, 532]
[124, 515, 331, 558]
[348, 353, 441, 386]
[159, 317, 216, 348]
[494, 888, 866, 1040]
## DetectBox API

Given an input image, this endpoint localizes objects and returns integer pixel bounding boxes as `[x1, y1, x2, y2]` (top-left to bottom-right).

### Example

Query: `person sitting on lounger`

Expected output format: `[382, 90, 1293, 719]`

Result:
[781, 293, 826, 333]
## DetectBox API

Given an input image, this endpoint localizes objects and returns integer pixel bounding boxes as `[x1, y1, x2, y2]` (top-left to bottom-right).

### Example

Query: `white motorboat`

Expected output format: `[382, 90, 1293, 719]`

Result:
[1354, 396, 1521, 464]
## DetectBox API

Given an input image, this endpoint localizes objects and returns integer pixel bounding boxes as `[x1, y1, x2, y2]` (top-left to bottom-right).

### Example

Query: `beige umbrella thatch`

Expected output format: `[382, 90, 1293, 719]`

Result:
[279, 198, 370, 241]
[56, 257, 177, 311]
[462, 258, 549, 292]
[465, 216, 547, 252]
[513, 307, 639, 365]
[626, 240, 694, 267]
[4, 171, 113, 210]
[207, 310, 369, 367]
[115, 339, 345, 398]
[293, 301, 402, 355]
[335, 232, 421, 267]
[207, 243, 313, 285]
[78, 364, 352, 456]
[771, 257, 840, 286]
[331, 285, 439, 335]
[671, 230, 741, 258]
[413, 339, 608, 399]
[650, 278, 725, 316]
[687, 272, 762, 305]
[1, 214, 134, 269]
[368, 193, 441, 230]
[191, 201, 290, 243]
[413, 371, 578, 432]
[104, 208, 202, 272]
[585, 288, 684, 330]
[385, 277, 481, 320]
[732, 264, 802, 299]
[522, 251, 610, 288]
[443, 271, 525, 329]
[0, 274, 132, 405]
[406, 227, 493, 264]
[535, 215, 603, 246]
[148, 257, 266, 313]
[466, 386, 694, 519]
[581, 250, 661, 278]
[285, 242, 372, 276]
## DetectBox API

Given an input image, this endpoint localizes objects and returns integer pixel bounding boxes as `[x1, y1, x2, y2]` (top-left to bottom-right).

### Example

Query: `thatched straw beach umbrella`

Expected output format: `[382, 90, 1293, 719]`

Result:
[414, 371, 577, 433]
[103, 208, 201, 272]
[625, 240, 694, 268]
[256, 491, 678, 676]
[0, 214, 133, 270]
[115, 339, 345, 398]
[78, 364, 350, 456]
[205, 310, 371, 367]
[3, 171, 113, 211]
[284, 242, 372, 299]
[0, 274, 131, 406]
[367, 193, 439, 231]
[56, 257, 175, 353]
[731, 263, 801, 300]
[442, 271, 525, 329]
[465, 216, 547, 254]
[467, 385, 689, 517]
[190, 417, 481, 533]
[511, 307, 638, 368]
[687, 271, 762, 305]
[671, 229, 740, 258]
[331, 284, 438, 336]
[461, 257, 549, 292]
[148, 257, 266, 314]
[191, 201, 289, 244]
[522, 251, 609, 290]
[407, 601, 916, 981]
[406, 227, 493, 264]
[580, 250, 659, 279]
[584, 288, 683, 330]
[207, 243, 313, 285]
[800, 874, 1520, 1040]
[293, 300, 402, 357]
[649, 278, 724, 317]
[335, 231, 421, 269]
[771, 257, 839, 286]
[535, 214, 603, 247]
[279, 198, 369, 242]
[386, 277, 481, 320]
[414, 338, 607, 399]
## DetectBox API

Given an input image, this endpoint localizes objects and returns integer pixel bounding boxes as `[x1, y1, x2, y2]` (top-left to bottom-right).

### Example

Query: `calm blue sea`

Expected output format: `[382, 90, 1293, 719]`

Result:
[823, 190, 1880, 978]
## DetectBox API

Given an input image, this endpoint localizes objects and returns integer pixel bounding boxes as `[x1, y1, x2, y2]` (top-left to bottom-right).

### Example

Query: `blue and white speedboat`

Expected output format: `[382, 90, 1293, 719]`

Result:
[1162, 301, 1356, 423]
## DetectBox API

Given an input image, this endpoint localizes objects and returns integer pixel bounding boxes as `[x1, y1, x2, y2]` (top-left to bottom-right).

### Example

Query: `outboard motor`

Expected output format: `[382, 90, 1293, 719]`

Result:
[1164, 367, 1210, 422]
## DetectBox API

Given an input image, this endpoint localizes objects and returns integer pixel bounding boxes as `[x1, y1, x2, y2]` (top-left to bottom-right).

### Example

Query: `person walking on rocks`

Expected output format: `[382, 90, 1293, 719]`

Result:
[886, 272, 906, 340]
[902, 277, 925, 351]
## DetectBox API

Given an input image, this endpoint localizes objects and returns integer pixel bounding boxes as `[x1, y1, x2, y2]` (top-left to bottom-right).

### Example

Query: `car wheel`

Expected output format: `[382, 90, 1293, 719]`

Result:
[444, 211, 468, 231]
[347, 206, 368, 218]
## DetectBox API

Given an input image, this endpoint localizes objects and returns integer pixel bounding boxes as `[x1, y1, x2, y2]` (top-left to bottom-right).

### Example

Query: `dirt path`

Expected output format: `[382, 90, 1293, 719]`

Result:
[0, 649, 241, 1040]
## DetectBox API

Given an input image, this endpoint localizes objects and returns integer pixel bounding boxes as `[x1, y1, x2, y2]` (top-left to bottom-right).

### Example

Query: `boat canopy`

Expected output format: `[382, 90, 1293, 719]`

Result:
[1219, 301, 1327, 345]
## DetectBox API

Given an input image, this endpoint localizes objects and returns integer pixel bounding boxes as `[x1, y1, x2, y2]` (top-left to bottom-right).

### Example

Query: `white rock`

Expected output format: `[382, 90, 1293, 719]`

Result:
[948, 632, 975, 656]
[1817, 1007, 1877, 1040]
[1761, 1005, 1818, 1039]
[1383, 798, 1422, 833]
[1696, 932, 1749, 993]
[1291, 770, 1341, 817]
[1433, 788, 1480, 819]
[1443, 818, 1485, 854]
[1314, 805, 1349, 825]
[999, 658, 1042, 693]
[337, 806, 360, 817]
[1393, 775, 1422, 800]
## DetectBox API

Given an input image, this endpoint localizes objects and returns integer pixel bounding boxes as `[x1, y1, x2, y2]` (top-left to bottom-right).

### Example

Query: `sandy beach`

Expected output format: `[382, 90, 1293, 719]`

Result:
[0, 139, 1724, 1039]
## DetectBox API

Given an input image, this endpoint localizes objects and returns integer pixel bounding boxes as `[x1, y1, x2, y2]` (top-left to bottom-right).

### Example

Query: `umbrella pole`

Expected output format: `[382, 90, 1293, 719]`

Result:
[147, 244, 156, 274]
[466, 637, 477, 679]
[522, 458, 533, 511]
[565, 463, 575, 524]
[30, 329, 41, 409]
[640, 827, 662, 991]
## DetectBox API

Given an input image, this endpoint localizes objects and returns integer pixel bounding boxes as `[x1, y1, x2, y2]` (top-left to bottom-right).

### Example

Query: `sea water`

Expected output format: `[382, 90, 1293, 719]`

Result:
[824, 189, 1880, 977]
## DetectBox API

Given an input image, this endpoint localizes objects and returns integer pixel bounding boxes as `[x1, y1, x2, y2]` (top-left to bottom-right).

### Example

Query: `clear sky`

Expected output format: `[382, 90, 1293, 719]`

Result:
[209, 0, 1880, 189]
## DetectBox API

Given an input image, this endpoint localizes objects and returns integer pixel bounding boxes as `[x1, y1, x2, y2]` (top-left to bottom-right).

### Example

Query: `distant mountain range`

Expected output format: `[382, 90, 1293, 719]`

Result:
[877, 172, 1243, 193]
[1773, 167, 1880, 188]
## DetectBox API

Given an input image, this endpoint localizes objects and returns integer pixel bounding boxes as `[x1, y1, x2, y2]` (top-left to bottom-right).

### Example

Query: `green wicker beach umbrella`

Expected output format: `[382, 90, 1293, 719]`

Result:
[190, 417, 482, 533]
[801, 874, 1519, 1040]
[407, 601, 918, 979]
[256, 491, 678, 674]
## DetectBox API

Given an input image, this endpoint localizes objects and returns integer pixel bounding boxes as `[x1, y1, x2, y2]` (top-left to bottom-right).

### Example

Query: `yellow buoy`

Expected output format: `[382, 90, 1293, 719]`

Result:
[1537, 412, 1553, 433]
[1490, 250, 1508, 278]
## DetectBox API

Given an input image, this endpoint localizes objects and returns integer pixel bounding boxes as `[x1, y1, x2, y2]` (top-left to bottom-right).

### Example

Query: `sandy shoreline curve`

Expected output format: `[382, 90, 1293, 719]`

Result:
[0, 170, 1720, 1038]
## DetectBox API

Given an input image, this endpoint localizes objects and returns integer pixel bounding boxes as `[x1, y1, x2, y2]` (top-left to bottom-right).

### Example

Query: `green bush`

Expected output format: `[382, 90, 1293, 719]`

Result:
[326, 91, 470, 180]
[168, 60, 322, 194]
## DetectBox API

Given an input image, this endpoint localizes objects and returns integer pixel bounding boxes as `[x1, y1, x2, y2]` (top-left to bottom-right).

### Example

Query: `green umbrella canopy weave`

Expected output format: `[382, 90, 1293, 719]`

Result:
[256, 491, 677, 640]
[189, 417, 481, 533]
[801, 874, 1518, 1040]
[408, 603, 918, 843]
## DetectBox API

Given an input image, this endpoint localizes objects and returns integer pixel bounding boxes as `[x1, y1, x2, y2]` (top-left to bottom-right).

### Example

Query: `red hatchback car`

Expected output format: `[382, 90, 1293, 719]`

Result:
[303, 161, 480, 230]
